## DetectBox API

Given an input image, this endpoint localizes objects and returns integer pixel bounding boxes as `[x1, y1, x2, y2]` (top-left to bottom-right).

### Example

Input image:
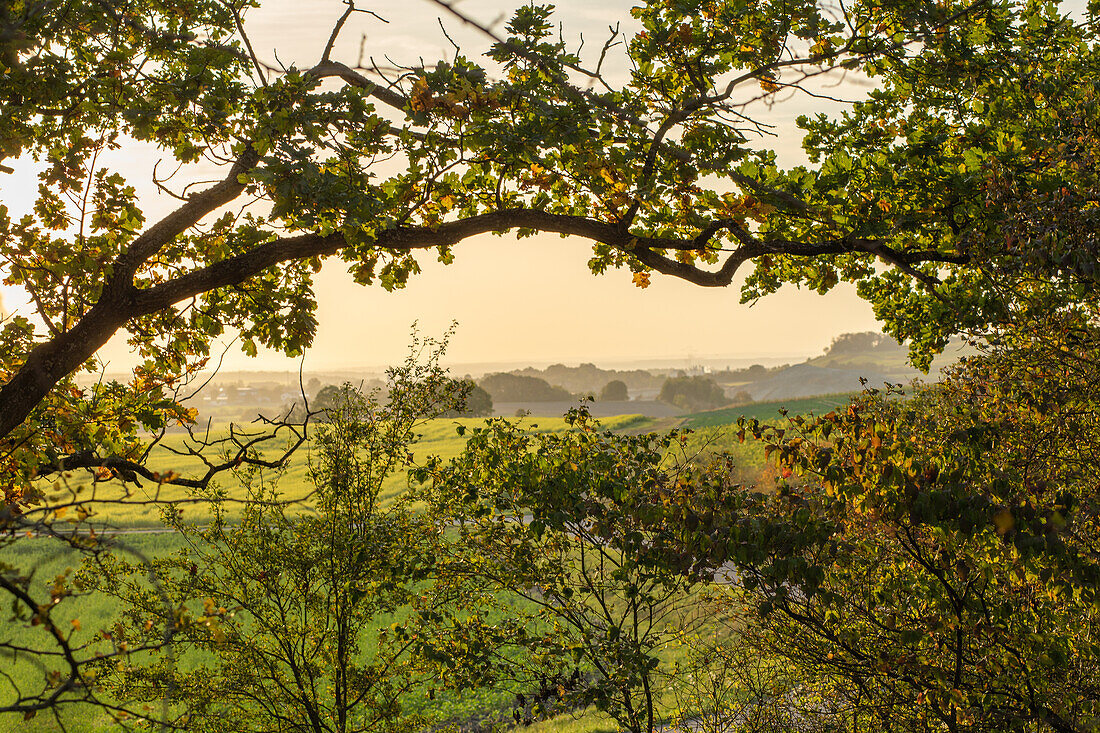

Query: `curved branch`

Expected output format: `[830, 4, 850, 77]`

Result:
[0, 200, 971, 442]
[307, 59, 408, 112]
[35, 419, 309, 491]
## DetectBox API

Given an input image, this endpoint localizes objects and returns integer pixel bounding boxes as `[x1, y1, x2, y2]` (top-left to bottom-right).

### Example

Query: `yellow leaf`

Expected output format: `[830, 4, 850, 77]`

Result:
[409, 78, 434, 112]
[71, 619, 81, 631]
[632, 272, 651, 289]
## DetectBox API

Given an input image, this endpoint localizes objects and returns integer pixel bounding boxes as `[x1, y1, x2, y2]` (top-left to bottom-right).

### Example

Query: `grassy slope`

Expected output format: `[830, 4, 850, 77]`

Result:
[679, 393, 856, 429]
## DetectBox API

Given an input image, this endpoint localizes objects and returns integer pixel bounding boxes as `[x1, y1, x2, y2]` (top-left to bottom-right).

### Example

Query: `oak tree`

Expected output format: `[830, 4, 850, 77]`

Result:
[1, 0, 1029, 494]
[3, 0, 1100, 721]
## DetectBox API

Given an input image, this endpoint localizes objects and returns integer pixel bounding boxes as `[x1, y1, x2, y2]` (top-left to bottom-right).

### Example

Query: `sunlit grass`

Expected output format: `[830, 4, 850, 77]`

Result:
[679, 393, 856, 429]
[50, 414, 652, 529]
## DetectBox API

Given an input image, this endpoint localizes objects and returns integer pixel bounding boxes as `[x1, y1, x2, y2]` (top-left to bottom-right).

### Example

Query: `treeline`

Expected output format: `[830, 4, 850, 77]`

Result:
[478, 372, 574, 402]
[510, 363, 666, 394]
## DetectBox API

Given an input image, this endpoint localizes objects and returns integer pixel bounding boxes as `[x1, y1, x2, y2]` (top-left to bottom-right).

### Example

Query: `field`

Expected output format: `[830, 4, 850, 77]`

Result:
[55, 414, 651, 528]
[679, 392, 856, 429]
[3, 406, 798, 732]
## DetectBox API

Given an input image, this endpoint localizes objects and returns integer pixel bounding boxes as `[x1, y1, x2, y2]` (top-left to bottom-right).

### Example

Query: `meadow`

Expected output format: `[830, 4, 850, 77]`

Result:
[60, 401, 801, 529]
[3, 396, 846, 732]
[679, 393, 854, 429]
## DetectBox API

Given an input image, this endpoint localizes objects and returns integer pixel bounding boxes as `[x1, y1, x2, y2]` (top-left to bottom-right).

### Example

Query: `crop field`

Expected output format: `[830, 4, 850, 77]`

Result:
[49, 414, 652, 529]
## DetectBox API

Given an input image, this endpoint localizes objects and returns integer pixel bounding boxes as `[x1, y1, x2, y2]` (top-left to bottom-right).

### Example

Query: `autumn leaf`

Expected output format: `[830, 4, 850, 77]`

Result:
[409, 78, 435, 112]
[632, 272, 651, 289]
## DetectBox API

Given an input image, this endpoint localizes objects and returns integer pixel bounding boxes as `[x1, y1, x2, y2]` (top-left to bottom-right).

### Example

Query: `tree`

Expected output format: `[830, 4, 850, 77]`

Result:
[704, 50, 1100, 727]
[439, 379, 493, 417]
[5, 0, 1100, 718]
[598, 379, 629, 402]
[824, 331, 892, 354]
[2, 0, 1056, 486]
[463, 383, 494, 417]
[421, 408, 718, 733]
[87, 352, 474, 732]
[720, 314, 1100, 732]
[659, 375, 727, 412]
[478, 373, 572, 403]
[312, 383, 356, 415]
[667, 625, 828, 733]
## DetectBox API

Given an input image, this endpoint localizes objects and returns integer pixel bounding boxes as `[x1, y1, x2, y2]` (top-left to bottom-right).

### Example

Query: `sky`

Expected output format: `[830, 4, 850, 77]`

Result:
[1, 0, 883, 373]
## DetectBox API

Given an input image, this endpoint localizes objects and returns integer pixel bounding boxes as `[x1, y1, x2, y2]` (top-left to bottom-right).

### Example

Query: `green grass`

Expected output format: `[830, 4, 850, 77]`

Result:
[679, 393, 856, 429]
[1, 533, 192, 733]
[6, 411, 752, 732]
[56, 414, 648, 528]
[523, 708, 620, 733]
[1, 530, 527, 733]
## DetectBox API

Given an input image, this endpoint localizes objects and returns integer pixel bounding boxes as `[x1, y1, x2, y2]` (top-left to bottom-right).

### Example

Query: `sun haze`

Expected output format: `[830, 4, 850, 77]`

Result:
[1, 0, 882, 373]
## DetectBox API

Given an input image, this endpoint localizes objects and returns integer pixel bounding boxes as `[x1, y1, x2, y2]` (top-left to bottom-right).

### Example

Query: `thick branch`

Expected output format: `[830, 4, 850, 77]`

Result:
[307, 59, 408, 112]
[0, 203, 969, 442]
[114, 148, 260, 278]
[130, 210, 681, 314]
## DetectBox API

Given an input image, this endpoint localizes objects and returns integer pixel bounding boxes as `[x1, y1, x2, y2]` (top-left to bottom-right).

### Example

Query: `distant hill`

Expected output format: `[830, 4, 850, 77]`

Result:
[729, 332, 977, 403]
[805, 331, 976, 376]
[509, 363, 666, 398]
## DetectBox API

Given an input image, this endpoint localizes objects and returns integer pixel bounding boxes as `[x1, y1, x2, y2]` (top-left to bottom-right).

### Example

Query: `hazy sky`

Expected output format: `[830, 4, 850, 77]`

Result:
[2, 0, 883, 372]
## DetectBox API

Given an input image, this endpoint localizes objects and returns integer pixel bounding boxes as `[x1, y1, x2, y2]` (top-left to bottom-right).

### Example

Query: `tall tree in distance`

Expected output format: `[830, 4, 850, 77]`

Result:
[599, 379, 629, 402]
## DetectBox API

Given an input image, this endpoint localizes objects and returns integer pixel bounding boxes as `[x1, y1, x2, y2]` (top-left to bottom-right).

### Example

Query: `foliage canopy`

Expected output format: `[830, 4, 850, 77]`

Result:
[4, 0, 1097, 487]
[4, 0, 1100, 726]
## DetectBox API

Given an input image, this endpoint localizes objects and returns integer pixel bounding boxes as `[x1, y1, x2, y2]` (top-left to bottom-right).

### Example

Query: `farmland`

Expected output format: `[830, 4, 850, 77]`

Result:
[2, 399, 817, 733]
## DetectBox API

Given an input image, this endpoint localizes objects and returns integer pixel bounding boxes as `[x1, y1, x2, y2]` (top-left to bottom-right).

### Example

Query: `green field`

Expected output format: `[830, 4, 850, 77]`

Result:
[53, 414, 651, 528]
[3, 407, 808, 732]
[679, 392, 856, 429]
[0, 532, 536, 733]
